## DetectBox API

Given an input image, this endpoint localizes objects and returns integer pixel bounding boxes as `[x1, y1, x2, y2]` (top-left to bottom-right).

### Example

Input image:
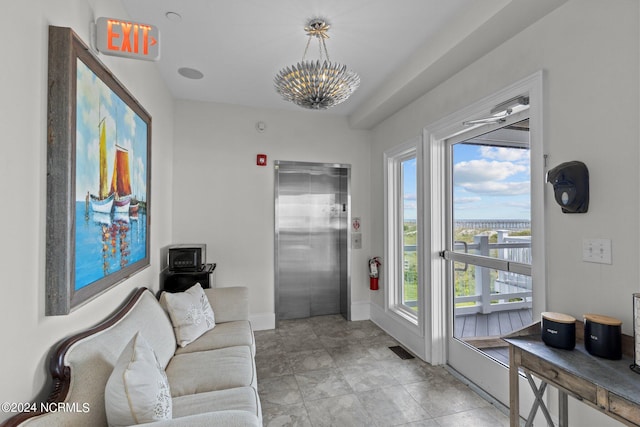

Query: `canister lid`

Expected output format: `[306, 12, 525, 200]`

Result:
[541, 312, 576, 324]
[583, 313, 622, 326]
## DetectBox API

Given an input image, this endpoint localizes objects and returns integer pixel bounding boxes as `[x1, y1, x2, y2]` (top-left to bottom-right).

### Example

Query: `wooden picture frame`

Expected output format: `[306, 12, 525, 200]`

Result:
[46, 26, 151, 315]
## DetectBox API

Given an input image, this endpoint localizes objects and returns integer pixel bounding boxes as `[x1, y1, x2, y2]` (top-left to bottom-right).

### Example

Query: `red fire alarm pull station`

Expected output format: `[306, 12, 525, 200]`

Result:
[257, 154, 267, 166]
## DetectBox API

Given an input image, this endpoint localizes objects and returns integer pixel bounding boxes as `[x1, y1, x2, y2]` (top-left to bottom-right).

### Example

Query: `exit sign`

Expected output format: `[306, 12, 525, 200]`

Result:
[95, 17, 160, 61]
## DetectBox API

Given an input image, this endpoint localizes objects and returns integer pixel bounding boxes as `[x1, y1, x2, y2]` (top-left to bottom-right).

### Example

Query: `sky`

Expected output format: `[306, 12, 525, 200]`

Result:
[402, 128, 531, 222]
[402, 157, 418, 221]
[453, 142, 530, 220]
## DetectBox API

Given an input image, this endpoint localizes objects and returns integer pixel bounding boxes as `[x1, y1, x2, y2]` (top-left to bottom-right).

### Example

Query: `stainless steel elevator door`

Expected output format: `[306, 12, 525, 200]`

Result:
[275, 162, 350, 321]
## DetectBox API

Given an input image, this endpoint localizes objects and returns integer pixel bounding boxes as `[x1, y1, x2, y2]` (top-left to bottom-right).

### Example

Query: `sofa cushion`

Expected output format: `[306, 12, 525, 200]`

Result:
[172, 386, 261, 419]
[161, 284, 215, 347]
[132, 411, 261, 427]
[203, 287, 249, 323]
[166, 346, 256, 397]
[174, 320, 255, 356]
[104, 332, 172, 427]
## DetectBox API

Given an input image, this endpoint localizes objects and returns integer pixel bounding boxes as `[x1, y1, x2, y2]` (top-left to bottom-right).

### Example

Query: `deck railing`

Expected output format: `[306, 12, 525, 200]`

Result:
[452, 231, 532, 315]
[401, 230, 532, 315]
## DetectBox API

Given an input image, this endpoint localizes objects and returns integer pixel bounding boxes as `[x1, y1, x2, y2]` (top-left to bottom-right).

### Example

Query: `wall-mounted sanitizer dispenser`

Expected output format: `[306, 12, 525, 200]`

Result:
[546, 161, 589, 213]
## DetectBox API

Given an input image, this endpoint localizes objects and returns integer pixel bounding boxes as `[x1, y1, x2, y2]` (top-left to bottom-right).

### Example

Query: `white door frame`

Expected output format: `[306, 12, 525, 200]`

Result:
[422, 71, 546, 404]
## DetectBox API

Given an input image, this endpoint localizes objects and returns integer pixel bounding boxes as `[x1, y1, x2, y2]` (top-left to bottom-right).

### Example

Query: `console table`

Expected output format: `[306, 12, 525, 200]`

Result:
[504, 322, 640, 427]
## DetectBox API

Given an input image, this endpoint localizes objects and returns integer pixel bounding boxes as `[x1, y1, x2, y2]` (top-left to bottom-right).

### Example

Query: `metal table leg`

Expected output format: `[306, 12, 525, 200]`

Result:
[558, 390, 568, 427]
[524, 372, 555, 427]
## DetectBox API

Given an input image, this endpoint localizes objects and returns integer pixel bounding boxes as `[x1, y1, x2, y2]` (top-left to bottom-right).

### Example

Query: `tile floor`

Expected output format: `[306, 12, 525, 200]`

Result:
[255, 315, 510, 427]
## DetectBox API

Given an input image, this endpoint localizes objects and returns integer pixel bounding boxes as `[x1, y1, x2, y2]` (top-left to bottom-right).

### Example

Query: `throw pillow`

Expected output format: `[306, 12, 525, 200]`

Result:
[162, 283, 215, 347]
[105, 332, 172, 427]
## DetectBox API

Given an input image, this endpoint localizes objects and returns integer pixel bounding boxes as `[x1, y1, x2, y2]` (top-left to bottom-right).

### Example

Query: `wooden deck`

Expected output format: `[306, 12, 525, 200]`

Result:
[454, 308, 533, 365]
[455, 308, 533, 340]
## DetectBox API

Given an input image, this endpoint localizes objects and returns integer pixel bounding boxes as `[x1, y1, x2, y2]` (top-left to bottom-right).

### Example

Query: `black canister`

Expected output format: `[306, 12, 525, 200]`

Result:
[584, 314, 622, 360]
[541, 312, 576, 350]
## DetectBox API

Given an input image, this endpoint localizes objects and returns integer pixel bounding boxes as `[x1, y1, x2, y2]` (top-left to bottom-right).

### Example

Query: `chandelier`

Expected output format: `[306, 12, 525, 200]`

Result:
[274, 19, 360, 110]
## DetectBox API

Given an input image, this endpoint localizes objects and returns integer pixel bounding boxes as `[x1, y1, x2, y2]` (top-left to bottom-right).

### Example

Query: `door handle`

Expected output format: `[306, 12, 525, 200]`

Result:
[453, 241, 468, 272]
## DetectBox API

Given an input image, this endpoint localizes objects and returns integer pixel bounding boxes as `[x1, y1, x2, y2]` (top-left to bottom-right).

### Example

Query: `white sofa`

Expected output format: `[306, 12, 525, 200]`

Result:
[5, 286, 261, 427]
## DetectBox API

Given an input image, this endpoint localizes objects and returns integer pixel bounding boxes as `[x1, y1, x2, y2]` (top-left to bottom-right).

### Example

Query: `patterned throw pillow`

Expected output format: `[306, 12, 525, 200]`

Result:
[105, 332, 172, 427]
[162, 283, 216, 347]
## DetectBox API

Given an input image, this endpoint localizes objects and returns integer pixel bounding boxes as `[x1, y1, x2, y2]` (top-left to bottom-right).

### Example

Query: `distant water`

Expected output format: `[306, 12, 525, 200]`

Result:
[74, 201, 147, 290]
[454, 219, 531, 231]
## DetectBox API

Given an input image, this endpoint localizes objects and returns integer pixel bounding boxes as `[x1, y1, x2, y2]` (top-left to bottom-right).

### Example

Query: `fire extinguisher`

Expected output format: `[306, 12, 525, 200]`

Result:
[368, 257, 382, 290]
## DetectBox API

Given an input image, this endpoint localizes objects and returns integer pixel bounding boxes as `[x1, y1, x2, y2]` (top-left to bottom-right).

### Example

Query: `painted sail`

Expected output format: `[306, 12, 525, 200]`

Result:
[90, 117, 114, 213]
[110, 145, 132, 197]
[110, 145, 132, 213]
[98, 118, 108, 199]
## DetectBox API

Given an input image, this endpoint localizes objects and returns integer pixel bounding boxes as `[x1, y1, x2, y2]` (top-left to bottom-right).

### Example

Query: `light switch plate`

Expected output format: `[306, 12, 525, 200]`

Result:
[582, 238, 612, 264]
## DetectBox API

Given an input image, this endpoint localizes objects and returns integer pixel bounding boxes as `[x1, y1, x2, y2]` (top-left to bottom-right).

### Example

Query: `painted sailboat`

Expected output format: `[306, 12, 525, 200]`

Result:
[90, 117, 115, 213]
[129, 199, 139, 218]
[90, 113, 136, 217]
[110, 145, 133, 214]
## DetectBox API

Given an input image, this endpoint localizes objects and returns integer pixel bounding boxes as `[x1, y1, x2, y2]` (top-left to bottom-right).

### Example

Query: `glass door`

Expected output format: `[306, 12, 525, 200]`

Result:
[444, 117, 533, 403]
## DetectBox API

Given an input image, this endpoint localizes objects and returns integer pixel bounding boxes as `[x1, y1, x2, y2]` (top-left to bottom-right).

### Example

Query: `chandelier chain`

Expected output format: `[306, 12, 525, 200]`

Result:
[321, 37, 330, 62]
[302, 35, 313, 61]
[301, 32, 331, 63]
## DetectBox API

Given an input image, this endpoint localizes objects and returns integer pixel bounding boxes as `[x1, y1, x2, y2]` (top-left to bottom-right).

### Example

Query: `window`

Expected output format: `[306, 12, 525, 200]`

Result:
[384, 140, 420, 324]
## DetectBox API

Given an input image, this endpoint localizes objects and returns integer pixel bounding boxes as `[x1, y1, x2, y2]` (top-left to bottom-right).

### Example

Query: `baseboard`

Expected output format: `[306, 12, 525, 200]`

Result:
[350, 301, 370, 321]
[249, 312, 275, 331]
[250, 303, 370, 330]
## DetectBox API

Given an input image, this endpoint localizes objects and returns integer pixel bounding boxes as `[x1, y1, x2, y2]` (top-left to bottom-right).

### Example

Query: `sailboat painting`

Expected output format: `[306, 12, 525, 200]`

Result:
[45, 26, 151, 315]
[74, 58, 150, 292]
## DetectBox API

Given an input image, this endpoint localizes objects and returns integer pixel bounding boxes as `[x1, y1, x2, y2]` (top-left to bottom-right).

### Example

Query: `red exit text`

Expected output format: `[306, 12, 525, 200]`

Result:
[96, 17, 160, 61]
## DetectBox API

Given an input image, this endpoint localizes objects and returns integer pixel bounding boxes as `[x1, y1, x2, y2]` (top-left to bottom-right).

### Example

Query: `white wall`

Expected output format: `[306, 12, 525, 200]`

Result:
[171, 101, 373, 328]
[369, 0, 638, 425]
[0, 0, 174, 420]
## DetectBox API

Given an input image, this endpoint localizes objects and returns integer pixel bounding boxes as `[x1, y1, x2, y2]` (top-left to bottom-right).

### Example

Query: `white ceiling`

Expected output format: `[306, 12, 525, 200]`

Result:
[120, 0, 565, 127]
